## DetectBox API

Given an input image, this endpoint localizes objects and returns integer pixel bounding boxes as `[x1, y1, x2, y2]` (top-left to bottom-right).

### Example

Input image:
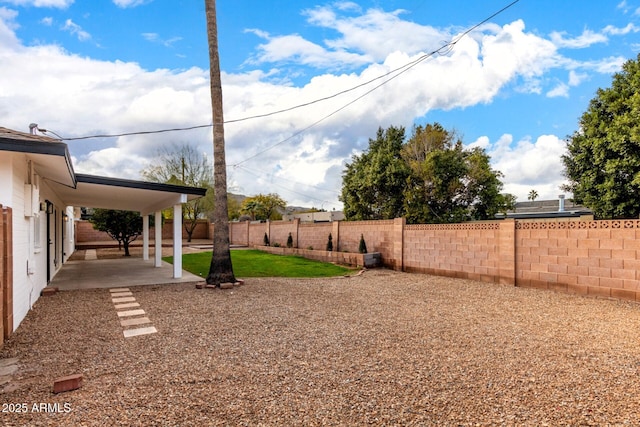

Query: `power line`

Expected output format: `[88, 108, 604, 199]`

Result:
[44, 0, 519, 143]
[234, 164, 341, 206]
[231, 0, 520, 167]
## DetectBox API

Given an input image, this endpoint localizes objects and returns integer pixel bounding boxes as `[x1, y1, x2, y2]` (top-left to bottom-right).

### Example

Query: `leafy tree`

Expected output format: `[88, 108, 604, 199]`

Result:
[241, 193, 286, 220]
[563, 53, 640, 219]
[340, 126, 410, 220]
[89, 209, 143, 257]
[528, 190, 539, 201]
[341, 123, 512, 224]
[141, 144, 213, 242]
[205, 0, 235, 286]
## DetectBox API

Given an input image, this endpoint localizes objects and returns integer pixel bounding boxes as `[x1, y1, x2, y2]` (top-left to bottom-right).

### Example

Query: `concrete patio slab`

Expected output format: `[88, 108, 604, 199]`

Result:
[50, 258, 203, 291]
[109, 288, 131, 293]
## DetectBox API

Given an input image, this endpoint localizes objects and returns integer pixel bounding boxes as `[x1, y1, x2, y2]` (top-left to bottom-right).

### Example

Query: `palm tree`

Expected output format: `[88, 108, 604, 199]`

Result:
[204, 0, 236, 286]
[528, 189, 539, 201]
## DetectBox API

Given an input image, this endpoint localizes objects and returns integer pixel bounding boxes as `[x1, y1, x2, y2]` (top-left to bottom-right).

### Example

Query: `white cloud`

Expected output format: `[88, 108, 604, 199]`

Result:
[479, 134, 569, 201]
[547, 82, 569, 98]
[0, 0, 73, 7]
[0, 5, 624, 207]
[62, 18, 90, 41]
[550, 29, 608, 48]
[40, 16, 52, 25]
[603, 23, 640, 35]
[112, 0, 150, 8]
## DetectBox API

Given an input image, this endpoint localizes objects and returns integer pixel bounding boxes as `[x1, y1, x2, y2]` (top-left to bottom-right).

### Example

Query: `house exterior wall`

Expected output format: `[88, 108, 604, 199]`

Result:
[2, 153, 73, 332]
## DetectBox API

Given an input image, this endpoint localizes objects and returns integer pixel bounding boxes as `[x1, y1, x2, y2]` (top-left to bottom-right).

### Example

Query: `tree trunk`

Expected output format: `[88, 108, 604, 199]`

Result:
[204, 0, 236, 286]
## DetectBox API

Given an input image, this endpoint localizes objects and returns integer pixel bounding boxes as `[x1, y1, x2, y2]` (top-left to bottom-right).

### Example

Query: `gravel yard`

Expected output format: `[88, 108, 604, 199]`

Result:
[1, 267, 640, 426]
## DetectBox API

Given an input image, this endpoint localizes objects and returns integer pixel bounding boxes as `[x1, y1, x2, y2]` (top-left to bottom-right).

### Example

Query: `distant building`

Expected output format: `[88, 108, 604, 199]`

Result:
[496, 195, 593, 219]
[282, 210, 345, 222]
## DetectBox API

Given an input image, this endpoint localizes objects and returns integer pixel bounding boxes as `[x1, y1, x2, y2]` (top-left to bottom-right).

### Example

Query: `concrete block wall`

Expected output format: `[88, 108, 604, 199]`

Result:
[515, 219, 640, 301]
[269, 221, 295, 247]
[298, 223, 332, 250]
[248, 222, 268, 246]
[339, 220, 395, 260]
[403, 222, 503, 283]
[76, 219, 209, 243]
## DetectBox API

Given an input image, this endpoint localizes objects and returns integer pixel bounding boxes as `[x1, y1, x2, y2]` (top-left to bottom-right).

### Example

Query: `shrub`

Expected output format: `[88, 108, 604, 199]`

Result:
[307, 246, 314, 250]
[326, 233, 333, 252]
[263, 232, 270, 246]
[273, 242, 281, 247]
[287, 232, 293, 248]
[358, 234, 368, 254]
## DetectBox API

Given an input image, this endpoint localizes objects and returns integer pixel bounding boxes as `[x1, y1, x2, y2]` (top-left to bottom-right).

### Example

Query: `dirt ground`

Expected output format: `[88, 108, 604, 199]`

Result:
[1, 265, 640, 425]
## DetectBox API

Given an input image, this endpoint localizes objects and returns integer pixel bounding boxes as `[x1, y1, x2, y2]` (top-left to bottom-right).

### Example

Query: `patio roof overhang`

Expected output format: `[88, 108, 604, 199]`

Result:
[0, 127, 207, 215]
[48, 174, 206, 216]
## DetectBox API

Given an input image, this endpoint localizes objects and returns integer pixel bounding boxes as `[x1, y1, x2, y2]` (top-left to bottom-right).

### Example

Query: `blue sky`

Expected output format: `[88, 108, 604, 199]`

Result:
[1, 0, 639, 210]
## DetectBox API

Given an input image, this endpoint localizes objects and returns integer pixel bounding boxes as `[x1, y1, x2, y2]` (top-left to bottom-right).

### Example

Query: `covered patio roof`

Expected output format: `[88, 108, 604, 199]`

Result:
[0, 127, 207, 214]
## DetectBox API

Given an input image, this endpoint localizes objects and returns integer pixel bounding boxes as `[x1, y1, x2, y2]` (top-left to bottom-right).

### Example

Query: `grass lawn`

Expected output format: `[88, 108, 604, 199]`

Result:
[164, 249, 352, 278]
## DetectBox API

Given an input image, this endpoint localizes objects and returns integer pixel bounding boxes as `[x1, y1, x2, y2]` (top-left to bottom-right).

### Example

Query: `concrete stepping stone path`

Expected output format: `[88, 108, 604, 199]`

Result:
[109, 288, 158, 338]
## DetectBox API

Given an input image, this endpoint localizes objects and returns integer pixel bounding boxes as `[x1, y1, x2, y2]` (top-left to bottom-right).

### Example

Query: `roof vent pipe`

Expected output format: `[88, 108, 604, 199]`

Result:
[29, 123, 38, 135]
[558, 194, 565, 212]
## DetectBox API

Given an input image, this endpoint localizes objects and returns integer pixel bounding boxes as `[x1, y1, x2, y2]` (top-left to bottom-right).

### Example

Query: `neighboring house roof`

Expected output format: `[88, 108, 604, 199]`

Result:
[497, 198, 593, 219]
[0, 126, 207, 214]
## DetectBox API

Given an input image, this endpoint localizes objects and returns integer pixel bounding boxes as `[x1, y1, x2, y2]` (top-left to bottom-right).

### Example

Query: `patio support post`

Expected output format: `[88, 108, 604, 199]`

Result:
[154, 211, 162, 268]
[173, 201, 184, 278]
[142, 214, 149, 261]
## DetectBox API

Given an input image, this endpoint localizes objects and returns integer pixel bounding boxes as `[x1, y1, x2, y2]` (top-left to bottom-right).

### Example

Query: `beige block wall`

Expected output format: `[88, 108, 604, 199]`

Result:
[403, 222, 502, 283]
[269, 221, 294, 247]
[298, 223, 332, 250]
[339, 220, 394, 258]
[515, 219, 640, 301]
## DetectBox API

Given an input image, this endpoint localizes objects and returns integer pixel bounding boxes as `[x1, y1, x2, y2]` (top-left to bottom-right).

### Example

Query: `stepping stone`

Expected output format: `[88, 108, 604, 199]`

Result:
[117, 309, 146, 318]
[114, 302, 140, 309]
[112, 297, 136, 303]
[120, 317, 151, 327]
[109, 288, 130, 293]
[123, 326, 157, 338]
[84, 250, 97, 260]
[111, 291, 133, 298]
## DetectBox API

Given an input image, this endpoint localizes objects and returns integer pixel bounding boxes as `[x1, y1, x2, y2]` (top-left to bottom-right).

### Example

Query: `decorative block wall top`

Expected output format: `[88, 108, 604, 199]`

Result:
[515, 219, 640, 229]
[405, 222, 500, 230]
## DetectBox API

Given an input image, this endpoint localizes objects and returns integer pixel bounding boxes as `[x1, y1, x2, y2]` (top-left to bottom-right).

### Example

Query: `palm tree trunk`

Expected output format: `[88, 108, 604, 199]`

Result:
[204, 0, 236, 286]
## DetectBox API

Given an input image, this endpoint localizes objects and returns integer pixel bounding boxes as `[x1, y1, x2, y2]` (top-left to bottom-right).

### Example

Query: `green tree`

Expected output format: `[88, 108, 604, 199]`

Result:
[89, 209, 143, 257]
[141, 144, 213, 242]
[341, 123, 511, 224]
[563, 53, 640, 219]
[205, 0, 235, 286]
[241, 194, 286, 220]
[528, 190, 539, 201]
[340, 126, 410, 220]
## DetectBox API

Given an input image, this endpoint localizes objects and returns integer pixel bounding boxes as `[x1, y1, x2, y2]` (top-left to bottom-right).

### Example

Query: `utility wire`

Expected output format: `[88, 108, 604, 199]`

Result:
[46, 0, 519, 143]
[230, 0, 520, 167]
